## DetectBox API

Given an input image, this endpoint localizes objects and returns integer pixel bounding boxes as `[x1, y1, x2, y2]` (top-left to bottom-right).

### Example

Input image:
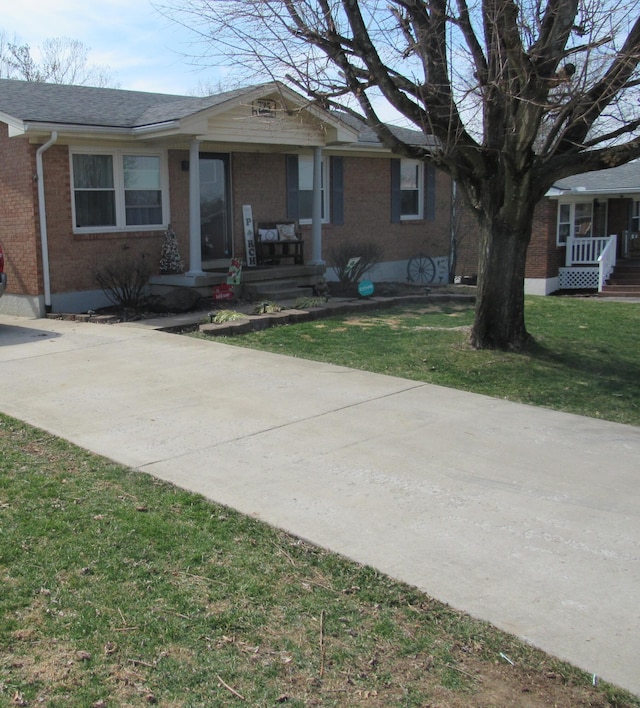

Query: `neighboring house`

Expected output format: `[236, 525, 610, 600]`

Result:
[527, 161, 640, 295]
[0, 78, 454, 317]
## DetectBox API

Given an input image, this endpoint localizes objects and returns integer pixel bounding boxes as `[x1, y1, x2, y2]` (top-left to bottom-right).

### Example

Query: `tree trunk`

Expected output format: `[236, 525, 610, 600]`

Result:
[470, 219, 533, 351]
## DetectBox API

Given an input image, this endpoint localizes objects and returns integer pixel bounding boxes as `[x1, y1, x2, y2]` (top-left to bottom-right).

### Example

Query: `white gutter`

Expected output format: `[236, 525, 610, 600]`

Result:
[36, 131, 58, 313]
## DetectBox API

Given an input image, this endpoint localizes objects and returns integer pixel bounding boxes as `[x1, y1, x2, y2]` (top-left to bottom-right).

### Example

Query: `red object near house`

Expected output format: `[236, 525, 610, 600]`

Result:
[212, 284, 235, 301]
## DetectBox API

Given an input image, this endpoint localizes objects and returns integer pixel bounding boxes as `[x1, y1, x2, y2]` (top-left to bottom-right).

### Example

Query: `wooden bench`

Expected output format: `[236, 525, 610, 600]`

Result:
[255, 221, 304, 266]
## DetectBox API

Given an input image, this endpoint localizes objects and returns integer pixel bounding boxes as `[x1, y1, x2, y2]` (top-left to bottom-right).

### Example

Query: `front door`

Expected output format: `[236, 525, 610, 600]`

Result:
[200, 154, 232, 267]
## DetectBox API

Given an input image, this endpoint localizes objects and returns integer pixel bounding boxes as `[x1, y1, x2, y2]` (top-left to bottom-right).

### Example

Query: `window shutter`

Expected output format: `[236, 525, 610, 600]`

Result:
[425, 162, 436, 221]
[286, 154, 299, 220]
[391, 159, 401, 223]
[330, 156, 344, 225]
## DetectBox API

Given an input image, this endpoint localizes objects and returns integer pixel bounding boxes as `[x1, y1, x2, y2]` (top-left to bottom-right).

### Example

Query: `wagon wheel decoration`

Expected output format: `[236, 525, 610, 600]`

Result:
[406, 254, 437, 285]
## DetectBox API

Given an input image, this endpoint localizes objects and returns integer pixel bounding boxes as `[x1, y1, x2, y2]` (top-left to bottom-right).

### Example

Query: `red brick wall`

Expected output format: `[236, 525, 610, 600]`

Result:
[5, 141, 458, 298]
[526, 199, 559, 279]
[230, 153, 452, 263]
[0, 126, 41, 296]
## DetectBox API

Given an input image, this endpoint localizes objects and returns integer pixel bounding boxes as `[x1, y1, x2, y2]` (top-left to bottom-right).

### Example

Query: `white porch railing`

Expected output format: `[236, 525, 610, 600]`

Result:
[565, 235, 616, 267]
[597, 234, 618, 292]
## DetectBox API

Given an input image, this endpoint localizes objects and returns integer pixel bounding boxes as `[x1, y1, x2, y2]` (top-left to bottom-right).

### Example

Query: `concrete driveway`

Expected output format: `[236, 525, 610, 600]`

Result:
[1, 314, 639, 695]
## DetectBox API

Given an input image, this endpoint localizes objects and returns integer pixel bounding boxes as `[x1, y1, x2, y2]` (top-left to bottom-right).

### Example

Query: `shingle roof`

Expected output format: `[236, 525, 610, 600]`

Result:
[0, 79, 262, 128]
[0, 78, 433, 149]
[553, 161, 640, 193]
[334, 111, 437, 148]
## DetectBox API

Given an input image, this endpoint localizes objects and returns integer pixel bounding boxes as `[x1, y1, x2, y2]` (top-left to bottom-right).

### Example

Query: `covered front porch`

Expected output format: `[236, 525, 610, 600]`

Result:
[559, 231, 640, 293]
[136, 83, 359, 296]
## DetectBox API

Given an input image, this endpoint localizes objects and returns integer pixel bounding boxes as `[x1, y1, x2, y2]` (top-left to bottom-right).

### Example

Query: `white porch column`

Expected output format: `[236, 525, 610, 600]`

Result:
[186, 139, 205, 275]
[308, 146, 325, 265]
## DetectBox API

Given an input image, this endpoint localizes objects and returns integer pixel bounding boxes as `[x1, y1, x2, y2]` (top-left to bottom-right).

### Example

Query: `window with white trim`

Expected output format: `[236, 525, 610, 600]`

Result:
[400, 159, 424, 220]
[557, 201, 592, 245]
[297, 154, 329, 224]
[71, 149, 168, 231]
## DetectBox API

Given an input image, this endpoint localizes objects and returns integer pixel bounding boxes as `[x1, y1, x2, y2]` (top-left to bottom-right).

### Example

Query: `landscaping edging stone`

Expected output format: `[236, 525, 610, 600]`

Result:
[196, 293, 475, 337]
[45, 291, 476, 335]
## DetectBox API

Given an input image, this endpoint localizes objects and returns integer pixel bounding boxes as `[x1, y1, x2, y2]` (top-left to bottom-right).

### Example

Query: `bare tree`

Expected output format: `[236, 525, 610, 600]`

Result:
[157, 0, 640, 349]
[0, 32, 117, 87]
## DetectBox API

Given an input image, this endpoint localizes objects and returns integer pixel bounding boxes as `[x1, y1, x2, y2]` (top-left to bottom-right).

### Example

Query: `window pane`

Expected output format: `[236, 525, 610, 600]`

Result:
[74, 191, 116, 227]
[298, 189, 313, 221]
[401, 190, 419, 216]
[558, 223, 570, 243]
[73, 154, 116, 227]
[574, 203, 592, 237]
[123, 155, 163, 226]
[399, 159, 422, 218]
[297, 156, 326, 221]
[73, 154, 114, 188]
[400, 161, 419, 190]
[123, 155, 161, 189]
[298, 155, 313, 191]
[125, 189, 163, 226]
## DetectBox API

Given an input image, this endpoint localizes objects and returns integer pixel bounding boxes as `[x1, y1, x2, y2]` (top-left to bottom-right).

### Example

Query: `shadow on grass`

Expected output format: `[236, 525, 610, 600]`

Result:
[523, 338, 640, 421]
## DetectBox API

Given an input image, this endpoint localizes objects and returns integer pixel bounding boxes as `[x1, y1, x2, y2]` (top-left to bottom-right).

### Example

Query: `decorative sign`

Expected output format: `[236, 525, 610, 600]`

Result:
[358, 280, 375, 297]
[212, 284, 235, 301]
[345, 257, 361, 277]
[242, 204, 257, 268]
[227, 258, 243, 285]
[251, 98, 277, 117]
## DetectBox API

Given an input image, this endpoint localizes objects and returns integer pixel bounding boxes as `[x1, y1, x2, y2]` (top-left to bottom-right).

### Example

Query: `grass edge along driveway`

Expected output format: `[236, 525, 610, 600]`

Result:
[198, 296, 640, 427]
[1, 415, 639, 706]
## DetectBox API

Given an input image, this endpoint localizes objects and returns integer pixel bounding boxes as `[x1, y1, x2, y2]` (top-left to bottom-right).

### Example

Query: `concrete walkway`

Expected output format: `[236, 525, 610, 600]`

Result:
[1, 313, 639, 696]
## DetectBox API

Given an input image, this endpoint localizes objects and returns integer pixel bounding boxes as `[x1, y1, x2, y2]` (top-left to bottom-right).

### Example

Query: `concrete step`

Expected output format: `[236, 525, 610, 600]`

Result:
[608, 276, 640, 284]
[244, 276, 319, 301]
[599, 285, 640, 297]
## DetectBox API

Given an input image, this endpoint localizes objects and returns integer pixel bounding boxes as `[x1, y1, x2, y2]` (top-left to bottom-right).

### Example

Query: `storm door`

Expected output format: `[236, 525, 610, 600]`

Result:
[199, 154, 232, 267]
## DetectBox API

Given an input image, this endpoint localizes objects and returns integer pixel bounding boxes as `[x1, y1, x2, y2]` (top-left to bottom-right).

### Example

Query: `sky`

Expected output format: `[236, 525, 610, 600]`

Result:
[1, 0, 411, 125]
[1, 0, 222, 95]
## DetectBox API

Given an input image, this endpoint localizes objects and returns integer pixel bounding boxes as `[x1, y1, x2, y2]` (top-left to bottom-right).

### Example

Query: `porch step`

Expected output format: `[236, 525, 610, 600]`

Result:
[598, 255, 640, 297]
[599, 284, 640, 297]
[243, 278, 315, 302]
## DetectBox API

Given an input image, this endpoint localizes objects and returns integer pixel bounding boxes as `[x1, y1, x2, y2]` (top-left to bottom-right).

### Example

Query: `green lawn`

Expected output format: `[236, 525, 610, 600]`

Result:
[202, 296, 640, 426]
[2, 295, 639, 705]
[1, 416, 637, 706]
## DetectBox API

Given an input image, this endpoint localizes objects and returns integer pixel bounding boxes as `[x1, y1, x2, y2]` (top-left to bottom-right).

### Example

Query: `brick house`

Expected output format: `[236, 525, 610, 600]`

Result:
[0, 78, 454, 317]
[526, 162, 640, 295]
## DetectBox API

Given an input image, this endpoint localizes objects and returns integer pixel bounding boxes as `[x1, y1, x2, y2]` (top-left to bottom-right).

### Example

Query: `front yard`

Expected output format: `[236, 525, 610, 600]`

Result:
[198, 296, 640, 426]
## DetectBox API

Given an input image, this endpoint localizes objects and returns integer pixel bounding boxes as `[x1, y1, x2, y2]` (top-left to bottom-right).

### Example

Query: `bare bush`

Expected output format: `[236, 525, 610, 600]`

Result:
[95, 249, 152, 311]
[328, 241, 385, 285]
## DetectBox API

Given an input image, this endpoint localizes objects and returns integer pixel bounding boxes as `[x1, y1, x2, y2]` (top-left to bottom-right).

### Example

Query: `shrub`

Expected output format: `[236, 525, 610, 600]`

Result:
[328, 240, 385, 284]
[211, 309, 246, 323]
[95, 247, 152, 310]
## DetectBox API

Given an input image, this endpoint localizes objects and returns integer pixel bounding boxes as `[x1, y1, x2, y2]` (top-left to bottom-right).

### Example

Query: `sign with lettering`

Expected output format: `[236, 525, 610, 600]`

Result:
[242, 205, 257, 268]
[358, 280, 375, 297]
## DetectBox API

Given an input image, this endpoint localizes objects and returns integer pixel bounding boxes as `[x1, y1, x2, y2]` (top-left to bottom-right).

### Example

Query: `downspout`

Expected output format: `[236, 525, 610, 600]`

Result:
[36, 131, 58, 313]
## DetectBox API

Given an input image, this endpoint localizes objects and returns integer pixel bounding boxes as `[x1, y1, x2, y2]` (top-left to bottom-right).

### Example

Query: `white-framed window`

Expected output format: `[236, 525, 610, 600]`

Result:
[71, 148, 168, 232]
[400, 159, 424, 220]
[297, 154, 329, 224]
[557, 201, 593, 245]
